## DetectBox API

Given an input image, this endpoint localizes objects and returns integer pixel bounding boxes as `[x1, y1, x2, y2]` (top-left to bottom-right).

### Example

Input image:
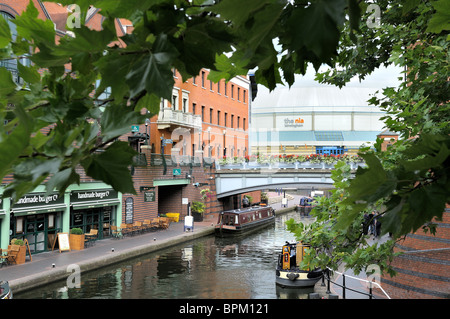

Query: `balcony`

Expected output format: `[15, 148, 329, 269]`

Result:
[157, 108, 202, 131]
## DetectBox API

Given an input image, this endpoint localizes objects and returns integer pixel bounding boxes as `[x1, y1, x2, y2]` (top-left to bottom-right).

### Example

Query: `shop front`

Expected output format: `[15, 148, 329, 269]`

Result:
[69, 189, 121, 240]
[9, 192, 66, 254]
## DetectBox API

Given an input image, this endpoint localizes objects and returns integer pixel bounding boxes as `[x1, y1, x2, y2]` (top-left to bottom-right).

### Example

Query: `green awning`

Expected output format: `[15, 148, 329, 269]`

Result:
[12, 204, 67, 216]
[71, 199, 121, 210]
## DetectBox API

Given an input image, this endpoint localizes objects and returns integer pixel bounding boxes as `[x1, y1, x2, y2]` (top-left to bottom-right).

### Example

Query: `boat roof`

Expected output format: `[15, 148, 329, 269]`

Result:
[221, 206, 272, 215]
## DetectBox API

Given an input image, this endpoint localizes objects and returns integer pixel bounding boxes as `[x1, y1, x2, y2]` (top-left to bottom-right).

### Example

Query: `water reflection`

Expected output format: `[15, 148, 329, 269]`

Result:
[16, 212, 314, 299]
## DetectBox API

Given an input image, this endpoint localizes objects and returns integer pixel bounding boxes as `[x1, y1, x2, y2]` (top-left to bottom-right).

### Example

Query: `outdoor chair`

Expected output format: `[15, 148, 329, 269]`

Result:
[5, 245, 20, 265]
[84, 229, 98, 247]
[150, 218, 161, 230]
[111, 225, 122, 239]
[0, 249, 10, 267]
[159, 217, 170, 229]
[143, 220, 153, 232]
[120, 223, 132, 237]
[132, 221, 144, 235]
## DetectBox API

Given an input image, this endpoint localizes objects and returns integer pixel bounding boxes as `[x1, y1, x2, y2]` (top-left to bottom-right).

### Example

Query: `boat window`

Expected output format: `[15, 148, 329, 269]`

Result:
[235, 215, 239, 224]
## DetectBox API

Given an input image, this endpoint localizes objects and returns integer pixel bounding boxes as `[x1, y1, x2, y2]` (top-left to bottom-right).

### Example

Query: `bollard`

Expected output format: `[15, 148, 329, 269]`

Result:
[309, 293, 320, 299]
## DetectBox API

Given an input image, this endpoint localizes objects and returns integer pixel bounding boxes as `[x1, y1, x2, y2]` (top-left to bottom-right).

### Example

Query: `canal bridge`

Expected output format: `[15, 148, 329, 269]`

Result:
[214, 161, 364, 198]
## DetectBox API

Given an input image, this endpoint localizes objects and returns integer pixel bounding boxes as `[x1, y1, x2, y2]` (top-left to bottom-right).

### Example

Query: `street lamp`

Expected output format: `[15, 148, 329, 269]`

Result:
[145, 118, 150, 148]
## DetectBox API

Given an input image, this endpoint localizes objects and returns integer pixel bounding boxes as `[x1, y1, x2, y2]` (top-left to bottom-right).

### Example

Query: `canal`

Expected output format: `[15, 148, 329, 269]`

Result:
[16, 211, 317, 299]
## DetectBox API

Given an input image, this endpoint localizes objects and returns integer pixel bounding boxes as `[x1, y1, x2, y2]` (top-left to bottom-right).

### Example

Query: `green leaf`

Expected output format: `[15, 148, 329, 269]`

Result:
[178, 17, 233, 76]
[125, 33, 177, 99]
[0, 67, 17, 96]
[287, 0, 346, 61]
[100, 104, 145, 141]
[17, 62, 41, 84]
[208, 53, 249, 83]
[0, 105, 32, 180]
[346, 153, 396, 202]
[13, 1, 56, 45]
[54, 24, 116, 55]
[45, 168, 80, 194]
[427, 0, 450, 33]
[0, 14, 11, 47]
[81, 141, 137, 194]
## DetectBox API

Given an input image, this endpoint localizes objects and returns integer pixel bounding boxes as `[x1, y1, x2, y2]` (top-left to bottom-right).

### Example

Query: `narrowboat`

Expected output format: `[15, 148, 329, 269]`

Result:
[276, 241, 323, 288]
[295, 196, 313, 216]
[215, 205, 275, 237]
[0, 281, 12, 299]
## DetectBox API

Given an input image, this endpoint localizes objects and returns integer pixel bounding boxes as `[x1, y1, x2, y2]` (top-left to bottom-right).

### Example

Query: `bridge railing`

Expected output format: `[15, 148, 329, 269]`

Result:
[217, 160, 366, 170]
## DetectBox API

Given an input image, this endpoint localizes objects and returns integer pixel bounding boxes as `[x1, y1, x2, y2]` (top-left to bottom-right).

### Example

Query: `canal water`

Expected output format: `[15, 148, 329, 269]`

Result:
[16, 211, 317, 299]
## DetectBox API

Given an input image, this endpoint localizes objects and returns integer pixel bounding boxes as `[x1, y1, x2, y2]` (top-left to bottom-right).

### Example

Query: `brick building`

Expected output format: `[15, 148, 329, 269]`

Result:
[0, 1, 257, 255]
[122, 67, 255, 225]
[377, 207, 450, 299]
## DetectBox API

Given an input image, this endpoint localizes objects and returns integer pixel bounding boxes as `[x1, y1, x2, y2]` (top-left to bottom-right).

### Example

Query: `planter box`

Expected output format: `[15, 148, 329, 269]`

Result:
[70, 234, 85, 250]
[8, 245, 26, 264]
[192, 212, 203, 222]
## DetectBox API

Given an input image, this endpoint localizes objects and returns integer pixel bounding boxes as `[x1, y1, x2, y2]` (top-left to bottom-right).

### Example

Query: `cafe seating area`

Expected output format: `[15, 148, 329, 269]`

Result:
[84, 229, 98, 247]
[113, 214, 177, 239]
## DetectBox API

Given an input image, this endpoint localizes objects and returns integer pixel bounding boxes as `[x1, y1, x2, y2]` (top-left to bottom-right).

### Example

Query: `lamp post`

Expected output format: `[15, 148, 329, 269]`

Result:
[145, 118, 150, 149]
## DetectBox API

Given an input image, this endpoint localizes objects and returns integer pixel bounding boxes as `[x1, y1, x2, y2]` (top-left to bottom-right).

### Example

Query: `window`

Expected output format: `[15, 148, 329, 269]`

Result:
[238, 87, 240, 101]
[217, 110, 220, 125]
[193, 75, 196, 85]
[182, 90, 189, 113]
[201, 71, 205, 88]
[172, 95, 177, 110]
[243, 90, 246, 103]
[224, 112, 228, 127]
[231, 115, 234, 128]
[243, 118, 246, 130]
[210, 108, 213, 124]
[217, 81, 220, 94]
[210, 80, 213, 91]
[182, 98, 187, 112]
[202, 106, 205, 121]
[224, 82, 227, 96]
[231, 84, 234, 99]
[237, 116, 240, 129]
[192, 103, 196, 114]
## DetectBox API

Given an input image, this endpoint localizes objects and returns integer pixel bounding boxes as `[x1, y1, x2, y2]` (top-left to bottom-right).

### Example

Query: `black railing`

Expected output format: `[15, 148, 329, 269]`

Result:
[322, 268, 391, 299]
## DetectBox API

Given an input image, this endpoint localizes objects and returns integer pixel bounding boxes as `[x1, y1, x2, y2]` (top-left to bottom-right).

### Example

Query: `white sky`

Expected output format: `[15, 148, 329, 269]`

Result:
[286, 64, 404, 89]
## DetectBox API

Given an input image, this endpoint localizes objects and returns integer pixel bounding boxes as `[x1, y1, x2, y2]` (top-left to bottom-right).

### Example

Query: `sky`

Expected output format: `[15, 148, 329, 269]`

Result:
[282, 64, 404, 89]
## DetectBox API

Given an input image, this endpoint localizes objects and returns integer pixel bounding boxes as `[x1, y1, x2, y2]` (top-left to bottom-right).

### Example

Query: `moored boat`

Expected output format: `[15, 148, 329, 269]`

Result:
[295, 196, 313, 216]
[276, 241, 323, 288]
[0, 281, 12, 299]
[215, 205, 275, 237]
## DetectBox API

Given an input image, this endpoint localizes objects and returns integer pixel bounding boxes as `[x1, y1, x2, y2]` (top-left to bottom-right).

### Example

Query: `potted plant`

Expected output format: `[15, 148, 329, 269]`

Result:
[69, 227, 85, 250]
[10, 239, 26, 264]
[191, 201, 205, 222]
[261, 192, 268, 205]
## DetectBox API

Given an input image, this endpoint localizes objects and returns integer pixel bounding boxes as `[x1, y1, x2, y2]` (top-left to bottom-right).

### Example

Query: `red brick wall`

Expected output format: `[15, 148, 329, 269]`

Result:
[378, 208, 450, 299]
[121, 148, 222, 222]
[147, 69, 249, 159]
